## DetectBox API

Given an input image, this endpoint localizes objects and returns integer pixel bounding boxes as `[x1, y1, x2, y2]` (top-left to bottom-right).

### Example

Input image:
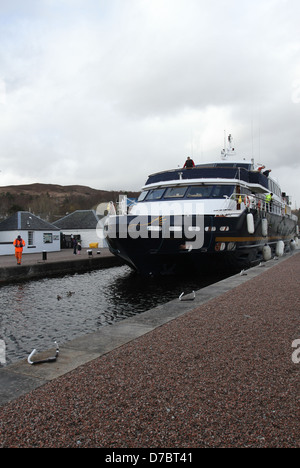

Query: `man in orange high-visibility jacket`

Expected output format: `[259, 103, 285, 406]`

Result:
[13, 235, 26, 265]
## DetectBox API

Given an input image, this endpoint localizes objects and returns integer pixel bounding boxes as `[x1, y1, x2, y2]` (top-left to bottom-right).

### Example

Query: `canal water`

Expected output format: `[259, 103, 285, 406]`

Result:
[0, 265, 229, 366]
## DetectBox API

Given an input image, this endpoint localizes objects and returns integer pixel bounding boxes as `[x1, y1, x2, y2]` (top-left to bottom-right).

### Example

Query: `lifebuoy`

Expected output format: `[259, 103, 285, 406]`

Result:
[244, 196, 251, 208]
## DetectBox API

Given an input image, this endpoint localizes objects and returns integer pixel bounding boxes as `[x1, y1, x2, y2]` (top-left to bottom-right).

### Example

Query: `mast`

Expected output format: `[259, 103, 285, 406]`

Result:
[221, 133, 237, 160]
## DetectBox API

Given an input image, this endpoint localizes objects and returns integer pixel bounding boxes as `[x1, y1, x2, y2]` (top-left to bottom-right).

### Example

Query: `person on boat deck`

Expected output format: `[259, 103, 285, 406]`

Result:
[263, 169, 272, 177]
[266, 193, 273, 212]
[183, 157, 195, 169]
[13, 235, 25, 265]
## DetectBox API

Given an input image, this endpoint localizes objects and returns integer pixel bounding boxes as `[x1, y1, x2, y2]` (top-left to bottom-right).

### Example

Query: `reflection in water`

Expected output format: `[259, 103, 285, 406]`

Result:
[0, 266, 229, 365]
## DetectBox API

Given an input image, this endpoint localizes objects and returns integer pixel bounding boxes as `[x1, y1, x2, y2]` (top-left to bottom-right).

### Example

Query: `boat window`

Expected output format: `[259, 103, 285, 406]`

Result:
[145, 188, 166, 201]
[164, 186, 188, 198]
[138, 191, 148, 202]
[268, 179, 281, 198]
[142, 185, 235, 201]
[187, 185, 235, 199]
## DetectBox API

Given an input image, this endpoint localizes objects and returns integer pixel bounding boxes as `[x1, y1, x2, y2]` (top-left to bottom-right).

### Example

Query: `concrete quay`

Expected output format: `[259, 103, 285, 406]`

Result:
[0, 248, 124, 284]
[0, 250, 299, 448]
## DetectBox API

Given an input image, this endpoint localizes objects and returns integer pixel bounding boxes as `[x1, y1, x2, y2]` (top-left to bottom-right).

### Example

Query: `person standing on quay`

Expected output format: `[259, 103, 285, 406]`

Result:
[13, 235, 25, 265]
[72, 236, 78, 255]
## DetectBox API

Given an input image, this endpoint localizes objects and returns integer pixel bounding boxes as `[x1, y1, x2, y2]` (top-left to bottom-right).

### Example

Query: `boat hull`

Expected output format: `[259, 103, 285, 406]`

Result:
[105, 209, 297, 276]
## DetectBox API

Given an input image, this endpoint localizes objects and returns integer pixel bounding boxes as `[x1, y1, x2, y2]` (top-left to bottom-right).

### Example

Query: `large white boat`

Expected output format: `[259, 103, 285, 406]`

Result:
[105, 135, 298, 276]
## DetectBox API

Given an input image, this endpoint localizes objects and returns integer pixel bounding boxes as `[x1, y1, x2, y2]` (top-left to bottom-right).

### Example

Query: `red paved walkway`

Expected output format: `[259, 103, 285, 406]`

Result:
[0, 254, 299, 448]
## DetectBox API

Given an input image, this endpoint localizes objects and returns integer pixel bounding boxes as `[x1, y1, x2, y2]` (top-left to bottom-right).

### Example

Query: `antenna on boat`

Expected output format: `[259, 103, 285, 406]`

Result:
[221, 133, 236, 160]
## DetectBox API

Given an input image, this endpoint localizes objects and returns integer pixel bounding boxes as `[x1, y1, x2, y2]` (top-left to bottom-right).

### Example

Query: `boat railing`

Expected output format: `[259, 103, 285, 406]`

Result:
[113, 191, 291, 218]
[145, 167, 252, 186]
[229, 192, 287, 216]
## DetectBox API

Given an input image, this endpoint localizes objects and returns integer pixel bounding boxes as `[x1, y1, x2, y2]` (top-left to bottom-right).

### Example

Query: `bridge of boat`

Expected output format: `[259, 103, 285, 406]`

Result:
[145, 165, 272, 189]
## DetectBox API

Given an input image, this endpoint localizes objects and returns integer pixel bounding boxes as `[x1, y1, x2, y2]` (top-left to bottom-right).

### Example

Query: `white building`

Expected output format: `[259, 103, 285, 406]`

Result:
[0, 211, 61, 256]
[53, 210, 107, 248]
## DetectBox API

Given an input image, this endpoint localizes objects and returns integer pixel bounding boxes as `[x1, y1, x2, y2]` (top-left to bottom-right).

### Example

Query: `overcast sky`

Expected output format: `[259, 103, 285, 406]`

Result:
[0, 0, 300, 206]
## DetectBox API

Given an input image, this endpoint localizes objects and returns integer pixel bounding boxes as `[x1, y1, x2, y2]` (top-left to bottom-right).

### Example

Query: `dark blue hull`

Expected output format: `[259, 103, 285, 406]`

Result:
[106, 210, 297, 276]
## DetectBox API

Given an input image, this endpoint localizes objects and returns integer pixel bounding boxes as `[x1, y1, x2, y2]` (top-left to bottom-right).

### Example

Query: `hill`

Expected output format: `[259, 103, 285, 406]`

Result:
[0, 183, 140, 223]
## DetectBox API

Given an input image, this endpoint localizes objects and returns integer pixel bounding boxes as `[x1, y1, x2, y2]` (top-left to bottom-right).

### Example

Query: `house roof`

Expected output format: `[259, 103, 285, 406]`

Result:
[0, 212, 60, 231]
[53, 210, 101, 230]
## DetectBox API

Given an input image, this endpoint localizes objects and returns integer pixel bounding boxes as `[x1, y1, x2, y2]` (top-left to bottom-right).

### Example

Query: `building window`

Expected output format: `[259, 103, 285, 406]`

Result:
[43, 233, 53, 244]
[28, 231, 34, 246]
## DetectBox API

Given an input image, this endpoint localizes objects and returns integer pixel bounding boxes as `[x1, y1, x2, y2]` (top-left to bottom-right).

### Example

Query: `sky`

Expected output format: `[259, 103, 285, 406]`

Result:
[0, 0, 300, 206]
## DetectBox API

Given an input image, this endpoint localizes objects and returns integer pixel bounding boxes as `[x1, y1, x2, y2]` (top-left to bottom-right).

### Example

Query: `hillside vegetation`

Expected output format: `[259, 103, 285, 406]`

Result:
[0, 183, 140, 223]
[1, 183, 298, 226]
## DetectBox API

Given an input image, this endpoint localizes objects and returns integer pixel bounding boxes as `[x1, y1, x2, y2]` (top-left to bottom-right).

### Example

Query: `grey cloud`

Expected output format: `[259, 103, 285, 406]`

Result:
[0, 0, 299, 204]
